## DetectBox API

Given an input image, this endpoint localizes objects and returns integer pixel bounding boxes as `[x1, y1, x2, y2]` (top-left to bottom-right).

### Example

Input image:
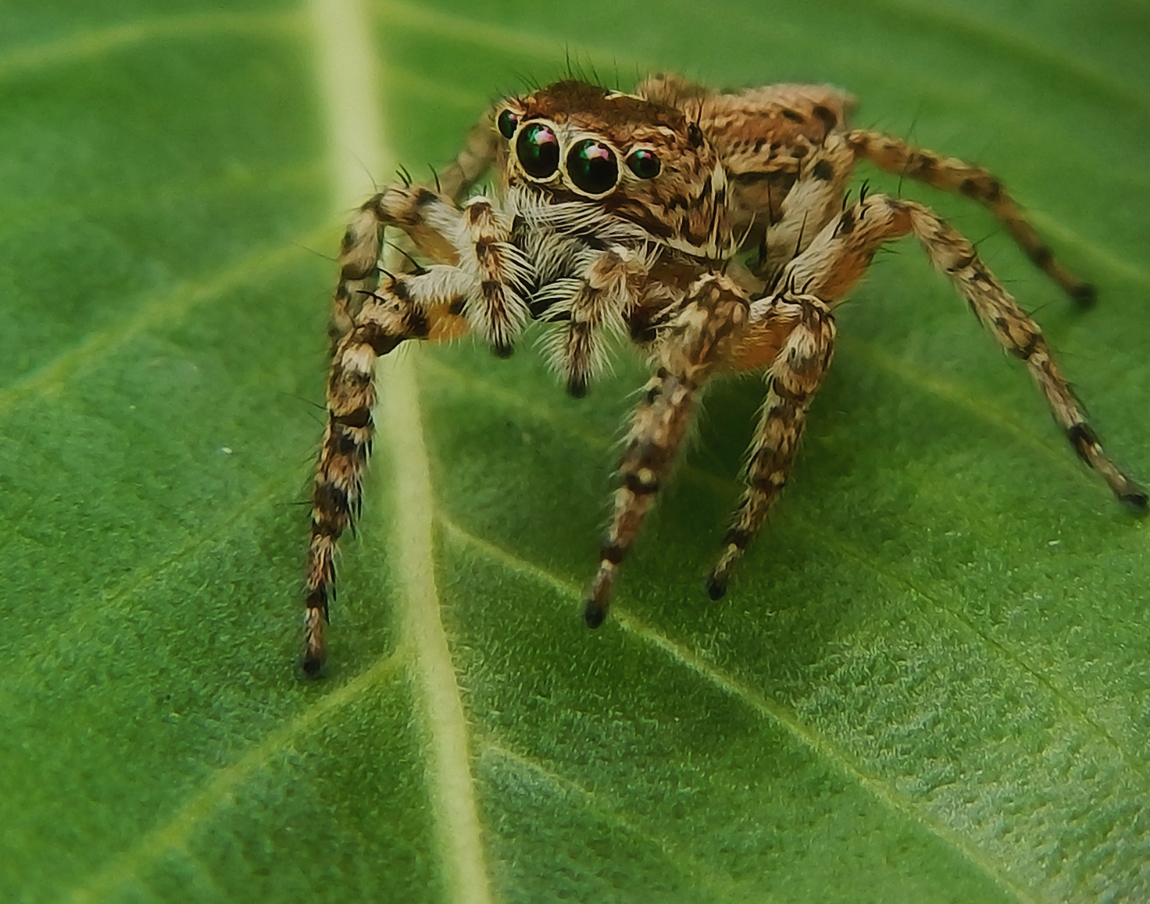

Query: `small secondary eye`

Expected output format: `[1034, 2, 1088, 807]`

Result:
[567, 139, 619, 195]
[497, 109, 519, 140]
[516, 122, 560, 178]
[626, 148, 661, 179]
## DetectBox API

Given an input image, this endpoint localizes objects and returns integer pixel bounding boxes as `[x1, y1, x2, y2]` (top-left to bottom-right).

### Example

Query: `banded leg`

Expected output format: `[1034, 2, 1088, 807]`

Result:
[331, 186, 531, 354]
[434, 107, 501, 203]
[755, 135, 857, 286]
[538, 244, 652, 396]
[908, 203, 1147, 509]
[709, 293, 836, 597]
[457, 196, 532, 354]
[783, 193, 1146, 511]
[585, 273, 750, 627]
[304, 276, 470, 675]
[847, 129, 1095, 303]
[328, 200, 388, 349]
[306, 286, 421, 673]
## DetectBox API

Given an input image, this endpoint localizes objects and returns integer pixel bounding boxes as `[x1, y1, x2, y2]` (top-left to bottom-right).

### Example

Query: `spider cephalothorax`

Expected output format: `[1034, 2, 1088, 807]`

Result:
[300, 74, 1145, 674]
[497, 80, 734, 259]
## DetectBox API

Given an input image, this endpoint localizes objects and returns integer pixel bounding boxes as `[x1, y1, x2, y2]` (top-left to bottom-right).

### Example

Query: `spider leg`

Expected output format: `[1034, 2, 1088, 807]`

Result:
[434, 105, 501, 203]
[305, 275, 469, 675]
[783, 193, 1146, 510]
[585, 272, 750, 626]
[331, 186, 531, 354]
[753, 135, 857, 286]
[634, 72, 713, 106]
[847, 130, 1095, 303]
[309, 167, 534, 673]
[709, 292, 836, 597]
[539, 244, 652, 396]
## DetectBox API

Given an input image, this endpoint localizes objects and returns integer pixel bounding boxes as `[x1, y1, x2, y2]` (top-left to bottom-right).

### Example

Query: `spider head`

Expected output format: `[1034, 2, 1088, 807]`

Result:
[496, 80, 735, 259]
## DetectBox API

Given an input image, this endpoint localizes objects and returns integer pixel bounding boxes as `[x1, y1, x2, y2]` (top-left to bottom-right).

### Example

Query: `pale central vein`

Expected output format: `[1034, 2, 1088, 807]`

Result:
[308, 1, 493, 903]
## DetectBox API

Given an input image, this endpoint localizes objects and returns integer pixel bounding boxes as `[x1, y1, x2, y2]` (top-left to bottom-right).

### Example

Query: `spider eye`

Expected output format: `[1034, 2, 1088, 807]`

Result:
[497, 109, 519, 140]
[516, 122, 560, 179]
[626, 148, 661, 179]
[567, 139, 619, 195]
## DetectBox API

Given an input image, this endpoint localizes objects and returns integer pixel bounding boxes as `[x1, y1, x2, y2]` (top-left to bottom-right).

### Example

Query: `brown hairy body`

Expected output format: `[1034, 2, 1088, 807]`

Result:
[301, 74, 1145, 674]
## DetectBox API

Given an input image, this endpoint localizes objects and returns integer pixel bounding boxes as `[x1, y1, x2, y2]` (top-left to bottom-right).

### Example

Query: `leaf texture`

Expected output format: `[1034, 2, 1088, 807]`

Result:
[2, 0, 1149, 901]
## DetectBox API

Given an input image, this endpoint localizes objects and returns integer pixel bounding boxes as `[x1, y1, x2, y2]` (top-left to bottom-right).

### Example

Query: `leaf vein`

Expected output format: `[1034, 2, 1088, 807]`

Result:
[0, 11, 305, 81]
[60, 647, 411, 904]
[0, 468, 304, 695]
[481, 740, 760, 902]
[438, 515, 1040, 904]
[425, 356, 1142, 771]
[0, 230, 328, 414]
[308, 0, 494, 900]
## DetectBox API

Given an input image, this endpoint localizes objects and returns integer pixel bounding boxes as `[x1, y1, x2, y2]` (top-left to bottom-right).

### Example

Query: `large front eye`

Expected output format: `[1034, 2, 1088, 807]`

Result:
[516, 123, 560, 178]
[567, 139, 619, 195]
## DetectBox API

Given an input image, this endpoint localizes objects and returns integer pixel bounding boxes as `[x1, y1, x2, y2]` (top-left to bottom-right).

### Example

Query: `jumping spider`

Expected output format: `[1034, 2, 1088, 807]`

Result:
[302, 74, 1146, 674]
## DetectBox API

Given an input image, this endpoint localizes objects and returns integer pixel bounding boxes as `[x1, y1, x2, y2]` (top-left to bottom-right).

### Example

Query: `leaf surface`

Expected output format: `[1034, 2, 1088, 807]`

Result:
[2, 1, 1149, 901]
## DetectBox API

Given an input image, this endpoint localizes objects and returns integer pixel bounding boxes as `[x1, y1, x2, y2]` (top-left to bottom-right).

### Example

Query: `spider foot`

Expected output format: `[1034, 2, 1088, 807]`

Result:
[583, 563, 615, 628]
[302, 652, 325, 678]
[706, 574, 727, 601]
[1069, 282, 1097, 307]
[707, 539, 745, 601]
[1119, 484, 1149, 515]
[302, 602, 327, 678]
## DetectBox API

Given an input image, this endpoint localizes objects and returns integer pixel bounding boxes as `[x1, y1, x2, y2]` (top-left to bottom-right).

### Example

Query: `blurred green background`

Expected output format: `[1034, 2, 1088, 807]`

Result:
[2, 1, 1149, 901]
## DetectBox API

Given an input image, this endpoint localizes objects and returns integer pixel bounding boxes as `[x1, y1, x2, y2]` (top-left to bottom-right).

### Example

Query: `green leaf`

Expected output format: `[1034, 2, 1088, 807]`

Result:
[3, 0, 1149, 901]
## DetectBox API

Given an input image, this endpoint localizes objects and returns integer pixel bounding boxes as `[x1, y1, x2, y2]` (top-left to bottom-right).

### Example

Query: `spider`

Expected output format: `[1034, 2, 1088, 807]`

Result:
[301, 74, 1146, 675]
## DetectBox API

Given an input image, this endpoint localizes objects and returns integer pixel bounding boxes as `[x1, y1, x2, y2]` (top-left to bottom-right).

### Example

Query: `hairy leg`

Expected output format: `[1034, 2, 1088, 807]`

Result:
[585, 272, 750, 626]
[536, 244, 652, 396]
[305, 273, 471, 675]
[709, 292, 836, 597]
[330, 185, 531, 352]
[847, 130, 1095, 303]
[781, 193, 1146, 510]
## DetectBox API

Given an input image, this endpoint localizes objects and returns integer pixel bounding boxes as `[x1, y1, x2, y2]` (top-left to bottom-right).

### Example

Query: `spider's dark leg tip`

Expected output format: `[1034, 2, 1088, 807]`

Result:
[567, 379, 588, 399]
[1071, 283, 1097, 307]
[706, 577, 727, 601]
[583, 600, 607, 629]
[493, 343, 514, 359]
[301, 653, 326, 679]
[1120, 488, 1149, 516]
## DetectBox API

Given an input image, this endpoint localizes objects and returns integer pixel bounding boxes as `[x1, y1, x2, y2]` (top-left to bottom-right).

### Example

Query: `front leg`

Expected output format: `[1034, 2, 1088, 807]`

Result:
[306, 186, 535, 674]
[585, 273, 750, 626]
[536, 243, 653, 396]
[306, 281, 447, 675]
[709, 292, 836, 597]
[333, 186, 532, 354]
